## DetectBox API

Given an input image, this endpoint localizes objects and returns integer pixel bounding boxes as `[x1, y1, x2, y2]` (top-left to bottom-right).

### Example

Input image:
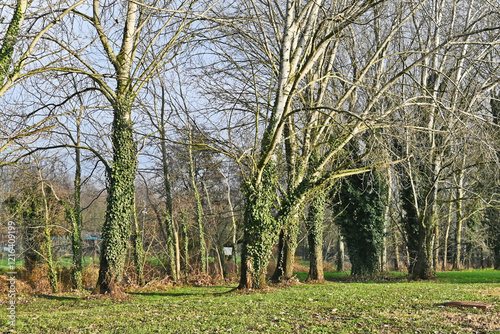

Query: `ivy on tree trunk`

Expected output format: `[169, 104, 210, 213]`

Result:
[96, 99, 137, 294]
[238, 163, 278, 289]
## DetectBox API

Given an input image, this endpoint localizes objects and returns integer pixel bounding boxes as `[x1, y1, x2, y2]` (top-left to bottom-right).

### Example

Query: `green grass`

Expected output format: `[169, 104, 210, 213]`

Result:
[436, 269, 500, 283]
[0, 258, 24, 271]
[0, 257, 98, 273]
[2, 270, 499, 333]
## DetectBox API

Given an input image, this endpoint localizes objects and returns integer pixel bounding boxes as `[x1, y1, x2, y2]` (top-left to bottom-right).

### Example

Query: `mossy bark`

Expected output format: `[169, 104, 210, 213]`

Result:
[96, 99, 137, 294]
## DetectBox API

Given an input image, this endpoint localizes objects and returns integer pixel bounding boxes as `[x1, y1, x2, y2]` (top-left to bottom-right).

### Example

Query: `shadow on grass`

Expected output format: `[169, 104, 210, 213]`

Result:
[36, 294, 82, 301]
[128, 287, 235, 298]
[294, 271, 409, 283]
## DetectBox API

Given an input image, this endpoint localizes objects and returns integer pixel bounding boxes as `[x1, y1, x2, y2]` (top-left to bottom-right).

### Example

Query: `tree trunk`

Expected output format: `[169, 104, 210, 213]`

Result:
[453, 167, 465, 270]
[306, 190, 326, 282]
[392, 227, 400, 271]
[381, 168, 393, 272]
[495, 245, 500, 270]
[238, 164, 278, 289]
[70, 116, 83, 290]
[180, 211, 189, 280]
[41, 180, 58, 293]
[433, 223, 440, 271]
[159, 85, 179, 281]
[188, 123, 207, 274]
[411, 166, 440, 279]
[412, 218, 435, 279]
[132, 199, 145, 286]
[337, 233, 344, 272]
[96, 100, 137, 294]
[221, 170, 238, 275]
[174, 228, 181, 280]
[271, 216, 298, 282]
[272, 230, 285, 282]
[0, 0, 27, 83]
[132, 225, 145, 286]
[442, 195, 453, 271]
[44, 226, 58, 293]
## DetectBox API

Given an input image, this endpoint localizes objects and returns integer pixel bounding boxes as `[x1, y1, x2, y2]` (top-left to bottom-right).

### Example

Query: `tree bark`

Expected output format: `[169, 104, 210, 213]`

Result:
[188, 125, 207, 273]
[71, 114, 83, 290]
[337, 232, 344, 273]
[442, 195, 453, 271]
[159, 84, 178, 280]
[0, 0, 27, 83]
[238, 163, 278, 289]
[453, 165, 465, 270]
[305, 190, 326, 282]
[180, 211, 189, 280]
[271, 215, 299, 282]
[95, 0, 139, 295]
[41, 180, 58, 293]
[96, 99, 137, 294]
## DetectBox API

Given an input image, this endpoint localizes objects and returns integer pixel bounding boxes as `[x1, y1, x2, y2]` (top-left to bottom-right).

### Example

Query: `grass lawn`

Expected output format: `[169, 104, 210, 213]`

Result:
[2, 269, 499, 333]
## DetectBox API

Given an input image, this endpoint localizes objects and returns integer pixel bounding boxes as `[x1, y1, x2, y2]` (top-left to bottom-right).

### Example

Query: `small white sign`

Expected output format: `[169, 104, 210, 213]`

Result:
[223, 247, 233, 256]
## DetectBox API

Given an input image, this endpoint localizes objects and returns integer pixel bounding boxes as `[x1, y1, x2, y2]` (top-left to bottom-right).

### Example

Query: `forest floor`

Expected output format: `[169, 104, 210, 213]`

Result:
[2, 270, 499, 333]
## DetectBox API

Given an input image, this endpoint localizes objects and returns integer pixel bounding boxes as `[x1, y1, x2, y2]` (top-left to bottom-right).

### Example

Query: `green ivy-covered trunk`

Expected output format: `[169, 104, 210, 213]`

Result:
[0, 0, 26, 83]
[272, 119, 301, 282]
[238, 164, 278, 289]
[306, 190, 326, 282]
[96, 100, 137, 294]
[336, 173, 386, 277]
